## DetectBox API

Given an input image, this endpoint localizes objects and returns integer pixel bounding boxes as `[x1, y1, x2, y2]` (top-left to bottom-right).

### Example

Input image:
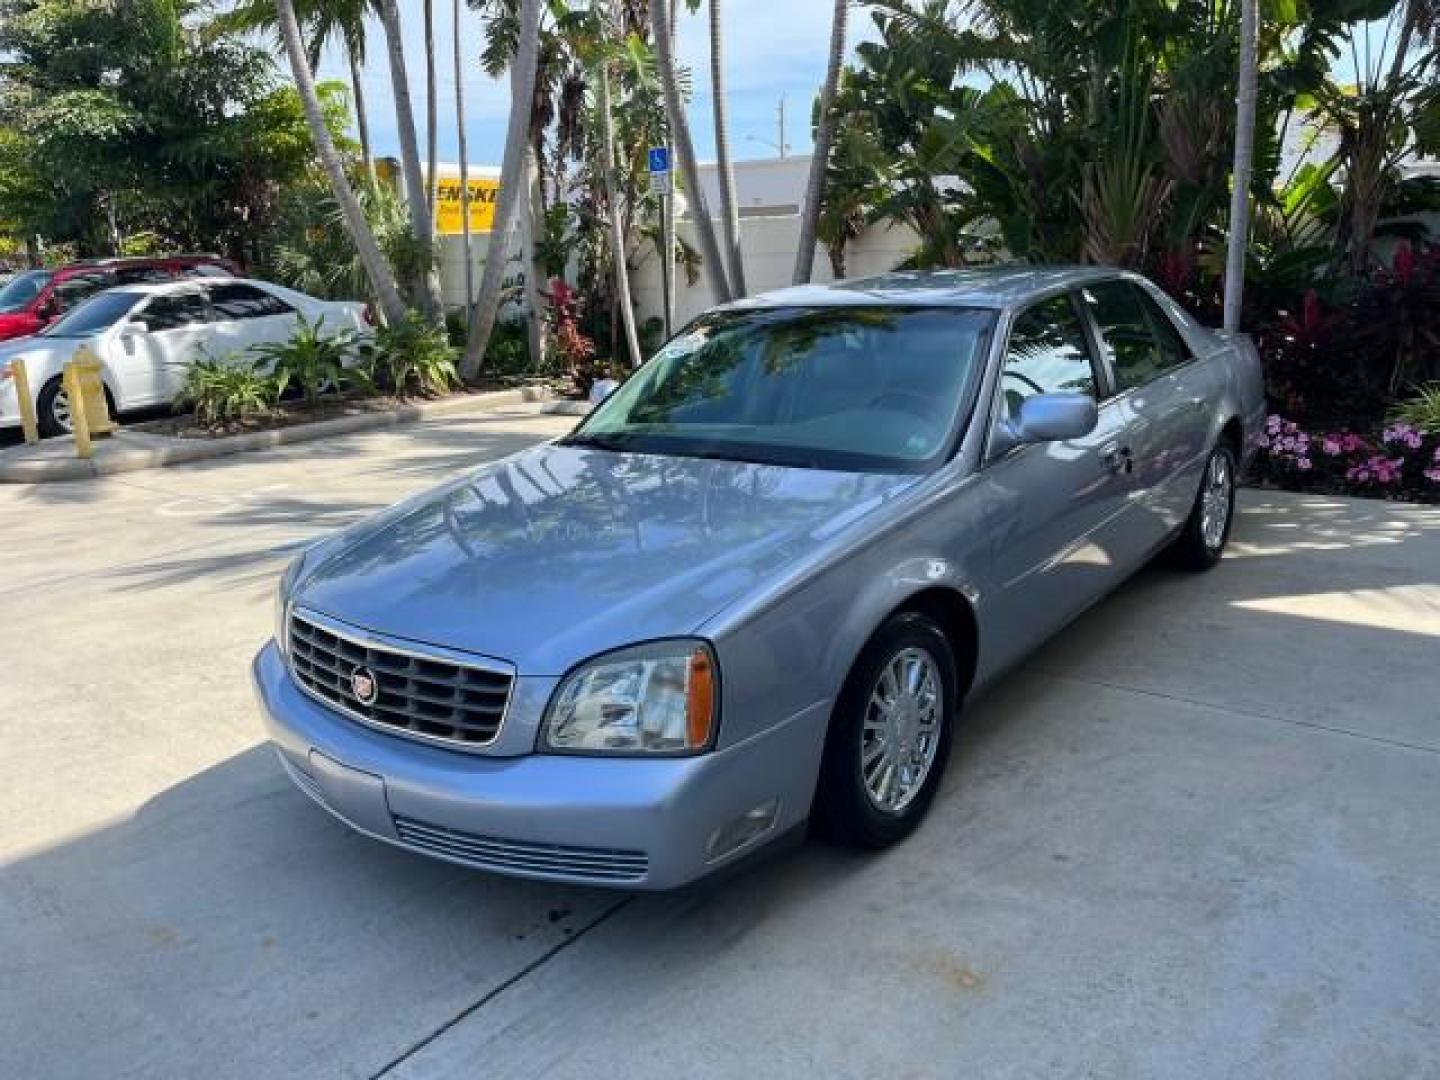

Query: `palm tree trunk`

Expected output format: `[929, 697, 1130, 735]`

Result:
[376, 0, 444, 321]
[794, 0, 847, 284]
[597, 43, 643, 369]
[346, 35, 377, 187]
[651, 0, 732, 304]
[453, 0, 475, 314]
[661, 0, 678, 335]
[424, 0, 440, 217]
[460, 0, 543, 380]
[1222, 0, 1258, 331]
[274, 0, 407, 324]
[709, 0, 747, 296]
[523, 140, 548, 370]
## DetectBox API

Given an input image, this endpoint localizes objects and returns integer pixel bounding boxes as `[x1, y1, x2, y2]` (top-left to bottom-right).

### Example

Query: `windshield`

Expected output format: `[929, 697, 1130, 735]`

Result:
[0, 270, 51, 314]
[41, 290, 143, 338]
[567, 305, 996, 472]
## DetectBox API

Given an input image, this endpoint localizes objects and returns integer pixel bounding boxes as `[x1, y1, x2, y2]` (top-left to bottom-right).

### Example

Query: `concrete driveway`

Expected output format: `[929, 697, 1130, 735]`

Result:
[2, 404, 1437, 1080]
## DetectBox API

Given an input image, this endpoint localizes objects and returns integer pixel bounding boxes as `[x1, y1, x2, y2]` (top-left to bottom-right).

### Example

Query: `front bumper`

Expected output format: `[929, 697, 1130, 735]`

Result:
[252, 642, 829, 889]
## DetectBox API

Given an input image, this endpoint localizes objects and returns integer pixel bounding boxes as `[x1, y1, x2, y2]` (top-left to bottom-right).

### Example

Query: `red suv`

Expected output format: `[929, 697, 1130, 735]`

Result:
[0, 255, 239, 342]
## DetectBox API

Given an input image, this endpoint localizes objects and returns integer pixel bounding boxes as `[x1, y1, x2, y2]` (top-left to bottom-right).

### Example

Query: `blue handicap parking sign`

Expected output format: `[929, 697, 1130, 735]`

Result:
[648, 146, 671, 174]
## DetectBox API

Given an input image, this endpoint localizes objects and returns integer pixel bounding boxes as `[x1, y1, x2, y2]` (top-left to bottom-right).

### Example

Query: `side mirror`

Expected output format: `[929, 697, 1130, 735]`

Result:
[994, 391, 1098, 455]
[36, 300, 57, 321]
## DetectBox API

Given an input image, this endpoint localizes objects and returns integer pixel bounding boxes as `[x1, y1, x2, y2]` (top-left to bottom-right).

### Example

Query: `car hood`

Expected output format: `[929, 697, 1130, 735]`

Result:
[294, 442, 920, 675]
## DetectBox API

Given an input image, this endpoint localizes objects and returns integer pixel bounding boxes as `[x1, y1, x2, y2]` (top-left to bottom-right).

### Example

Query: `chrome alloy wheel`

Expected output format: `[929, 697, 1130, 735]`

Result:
[52, 387, 74, 433]
[860, 647, 944, 814]
[1200, 450, 1233, 552]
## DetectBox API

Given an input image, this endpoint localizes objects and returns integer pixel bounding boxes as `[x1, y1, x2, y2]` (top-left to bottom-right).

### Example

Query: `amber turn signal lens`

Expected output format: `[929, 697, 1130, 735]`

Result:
[687, 648, 716, 748]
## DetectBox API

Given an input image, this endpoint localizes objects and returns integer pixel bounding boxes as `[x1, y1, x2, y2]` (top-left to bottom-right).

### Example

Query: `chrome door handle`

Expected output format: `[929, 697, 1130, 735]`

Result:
[1102, 445, 1134, 475]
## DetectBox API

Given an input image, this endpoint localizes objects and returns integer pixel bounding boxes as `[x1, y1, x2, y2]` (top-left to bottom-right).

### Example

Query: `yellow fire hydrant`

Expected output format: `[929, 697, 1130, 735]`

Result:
[61, 346, 116, 459]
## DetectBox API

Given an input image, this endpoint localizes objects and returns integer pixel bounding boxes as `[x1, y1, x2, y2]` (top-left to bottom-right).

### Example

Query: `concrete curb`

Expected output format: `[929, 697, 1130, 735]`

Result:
[0, 388, 540, 483]
[540, 400, 593, 417]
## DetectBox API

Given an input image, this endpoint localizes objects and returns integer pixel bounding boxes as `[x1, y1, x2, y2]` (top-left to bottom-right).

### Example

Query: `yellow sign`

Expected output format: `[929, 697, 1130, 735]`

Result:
[434, 177, 500, 235]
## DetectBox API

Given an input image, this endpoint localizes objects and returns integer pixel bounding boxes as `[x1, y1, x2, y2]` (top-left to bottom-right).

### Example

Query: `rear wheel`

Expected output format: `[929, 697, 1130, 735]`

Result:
[814, 611, 959, 848]
[1170, 443, 1237, 570]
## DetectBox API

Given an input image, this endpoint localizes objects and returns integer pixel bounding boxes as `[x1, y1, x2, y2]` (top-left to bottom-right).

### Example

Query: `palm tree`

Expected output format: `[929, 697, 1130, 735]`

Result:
[597, 1, 643, 368]
[343, 22, 377, 185]
[650, 0, 733, 303]
[461, 0, 544, 379]
[1222, 0, 1258, 331]
[709, 0, 747, 296]
[425, 0, 440, 216]
[794, 0, 848, 284]
[375, 0, 445, 320]
[454, 0, 475, 313]
[273, 0, 408, 323]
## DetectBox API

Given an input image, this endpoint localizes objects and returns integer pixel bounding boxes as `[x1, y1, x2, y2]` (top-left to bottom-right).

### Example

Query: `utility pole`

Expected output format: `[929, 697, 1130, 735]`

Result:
[777, 94, 787, 159]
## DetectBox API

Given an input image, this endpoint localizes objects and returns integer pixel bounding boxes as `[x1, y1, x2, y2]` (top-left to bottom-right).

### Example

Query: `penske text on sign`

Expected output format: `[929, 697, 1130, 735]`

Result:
[434, 178, 501, 235]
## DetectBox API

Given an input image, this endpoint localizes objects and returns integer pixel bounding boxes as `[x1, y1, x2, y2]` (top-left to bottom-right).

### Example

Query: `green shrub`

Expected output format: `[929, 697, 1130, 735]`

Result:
[484, 319, 533, 376]
[253, 315, 359, 407]
[174, 356, 281, 425]
[370, 312, 459, 396]
[1390, 384, 1440, 434]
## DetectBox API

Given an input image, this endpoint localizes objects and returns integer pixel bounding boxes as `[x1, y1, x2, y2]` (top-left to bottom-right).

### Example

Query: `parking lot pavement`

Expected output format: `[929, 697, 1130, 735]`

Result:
[2, 413, 1438, 1080]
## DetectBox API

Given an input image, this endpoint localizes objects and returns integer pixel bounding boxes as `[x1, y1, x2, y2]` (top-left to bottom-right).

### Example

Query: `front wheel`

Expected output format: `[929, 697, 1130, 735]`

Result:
[813, 611, 959, 848]
[1169, 443, 1237, 570]
[35, 376, 73, 438]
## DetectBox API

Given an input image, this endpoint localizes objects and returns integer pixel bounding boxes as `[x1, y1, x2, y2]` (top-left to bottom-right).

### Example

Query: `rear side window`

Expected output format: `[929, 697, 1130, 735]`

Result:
[115, 266, 174, 285]
[998, 294, 1099, 423]
[1080, 281, 1189, 393]
[208, 283, 295, 320]
[141, 292, 213, 331]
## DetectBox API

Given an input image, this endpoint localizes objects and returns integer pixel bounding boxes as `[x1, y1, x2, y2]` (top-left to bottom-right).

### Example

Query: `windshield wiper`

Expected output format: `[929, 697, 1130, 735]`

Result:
[560, 432, 634, 452]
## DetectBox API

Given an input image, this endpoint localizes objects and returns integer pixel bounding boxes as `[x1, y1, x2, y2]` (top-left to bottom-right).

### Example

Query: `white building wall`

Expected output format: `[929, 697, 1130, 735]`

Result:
[632, 214, 921, 330]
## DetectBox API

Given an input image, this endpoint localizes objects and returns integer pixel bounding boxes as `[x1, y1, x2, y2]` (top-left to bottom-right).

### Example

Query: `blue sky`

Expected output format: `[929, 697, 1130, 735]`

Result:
[314, 0, 860, 167]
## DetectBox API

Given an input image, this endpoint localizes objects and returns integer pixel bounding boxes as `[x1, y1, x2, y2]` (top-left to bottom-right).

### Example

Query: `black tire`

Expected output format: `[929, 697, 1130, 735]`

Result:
[35, 376, 72, 438]
[813, 611, 960, 849]
[1169, 442, 1237, 571]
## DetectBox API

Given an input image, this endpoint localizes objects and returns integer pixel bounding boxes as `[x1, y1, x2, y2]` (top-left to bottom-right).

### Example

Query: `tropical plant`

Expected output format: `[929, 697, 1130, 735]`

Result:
[375, 0, 445, 320]
[174, 356, 283, 425]
[794, 0, 849, 284]
[709, 0, 747, 296]
[1389, 384, 1440, 434]
[650, 0, 732, 303]
[369, 311, 460, 395]
[252, 316, 358, 407]
[462, 0, 543, 379]
[272, 0, 408, 323]
[265, 177, 430, 306]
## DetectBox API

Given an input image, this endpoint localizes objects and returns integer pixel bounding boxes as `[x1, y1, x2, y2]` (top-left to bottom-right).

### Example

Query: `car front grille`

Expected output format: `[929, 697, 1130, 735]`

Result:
[393, 816, 650, 883]
[288, 610, 513, 750]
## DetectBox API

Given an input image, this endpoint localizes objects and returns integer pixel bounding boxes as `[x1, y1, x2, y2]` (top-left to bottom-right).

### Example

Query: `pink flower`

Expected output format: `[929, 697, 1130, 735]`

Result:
[1266, 415, 1283, 435]
[1321, 437, 1342, 456]
[1425, 468, 1440, 484]
[1257, 434, 1271, 449]
[1297, 458, 1313, 471]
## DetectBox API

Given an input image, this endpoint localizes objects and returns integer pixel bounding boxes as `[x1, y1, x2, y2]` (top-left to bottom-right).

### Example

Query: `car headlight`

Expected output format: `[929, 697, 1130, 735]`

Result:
[541, 640, 718, 756]
[274, 555, 305, 655]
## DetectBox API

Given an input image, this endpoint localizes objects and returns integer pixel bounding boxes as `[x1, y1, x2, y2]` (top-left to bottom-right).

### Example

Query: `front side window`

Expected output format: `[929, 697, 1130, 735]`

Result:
[1080, 281, 1188, 393]
[997, 294, 1098, 426]
[140, 292, 212, 331]
[568, 305, 996, 472]
[41, 291, 144, 337]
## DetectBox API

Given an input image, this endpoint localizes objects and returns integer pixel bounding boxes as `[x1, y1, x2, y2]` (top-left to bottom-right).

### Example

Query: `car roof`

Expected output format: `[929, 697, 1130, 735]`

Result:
[111, 277, 269, 297]
[725, 266, 1129, 312]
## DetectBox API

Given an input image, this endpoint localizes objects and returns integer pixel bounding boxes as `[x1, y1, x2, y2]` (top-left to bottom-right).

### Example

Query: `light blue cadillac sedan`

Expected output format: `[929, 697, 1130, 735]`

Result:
[253, 268, 1265, 889]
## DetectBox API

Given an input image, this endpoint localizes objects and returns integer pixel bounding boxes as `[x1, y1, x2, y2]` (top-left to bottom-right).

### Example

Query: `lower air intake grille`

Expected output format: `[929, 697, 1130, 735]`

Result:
[393, 817, 650, 883]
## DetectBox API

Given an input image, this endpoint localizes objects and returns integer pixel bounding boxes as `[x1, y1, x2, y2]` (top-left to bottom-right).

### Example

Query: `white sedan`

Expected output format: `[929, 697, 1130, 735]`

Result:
[0, 279, 369, 436]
